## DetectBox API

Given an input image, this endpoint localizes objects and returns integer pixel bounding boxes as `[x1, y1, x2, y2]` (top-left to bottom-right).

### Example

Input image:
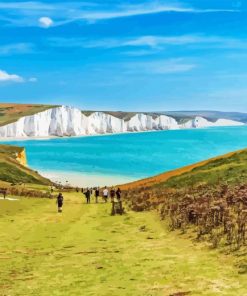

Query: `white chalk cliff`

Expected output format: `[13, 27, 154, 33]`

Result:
[0, 106, 244, 138]
[180, 116, 244, 129]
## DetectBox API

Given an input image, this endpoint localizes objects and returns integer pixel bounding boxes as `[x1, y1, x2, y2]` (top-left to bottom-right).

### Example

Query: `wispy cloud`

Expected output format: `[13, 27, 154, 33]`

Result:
[48, 35, 247, 52]
[124, 59, 196, 75]
[0, 43, 33, 55]
[0, 1, 239, 27]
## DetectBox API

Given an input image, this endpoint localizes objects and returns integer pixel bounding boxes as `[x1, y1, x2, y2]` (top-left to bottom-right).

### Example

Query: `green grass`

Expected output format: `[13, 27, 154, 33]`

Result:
[81, 111, 166, 121]
[0, 104, 57, 127]
[0, 192, 246, 296]
[160, 149, 247, 189]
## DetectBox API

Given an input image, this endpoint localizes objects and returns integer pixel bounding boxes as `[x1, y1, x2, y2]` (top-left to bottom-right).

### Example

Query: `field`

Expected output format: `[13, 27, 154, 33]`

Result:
[0, 192, 246, 296]
[0, 143, 246, 295]
[0, 103, 56, 127]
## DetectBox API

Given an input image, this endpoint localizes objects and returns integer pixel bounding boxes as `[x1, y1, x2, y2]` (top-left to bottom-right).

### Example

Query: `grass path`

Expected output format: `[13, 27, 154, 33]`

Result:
[0, 193, 246, 296]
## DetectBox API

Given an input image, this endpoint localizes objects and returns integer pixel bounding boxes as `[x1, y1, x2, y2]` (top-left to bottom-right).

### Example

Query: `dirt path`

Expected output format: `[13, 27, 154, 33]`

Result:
[0, 193, 246, 296]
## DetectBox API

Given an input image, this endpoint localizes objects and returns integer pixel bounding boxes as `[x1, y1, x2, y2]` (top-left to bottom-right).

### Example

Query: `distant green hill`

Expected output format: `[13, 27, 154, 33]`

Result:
[0, 144, 51, 185]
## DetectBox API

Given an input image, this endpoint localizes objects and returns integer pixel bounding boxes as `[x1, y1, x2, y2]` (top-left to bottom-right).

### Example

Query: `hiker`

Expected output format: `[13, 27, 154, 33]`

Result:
[56, 193, 64, 213]
[110, 187, 116, 203]
[95, 187, 100, 203]
[81, 188, 84, 193]
[103, 186, 108, 203]
[116, 188, 121, 201]
[85, 188, 91, 204]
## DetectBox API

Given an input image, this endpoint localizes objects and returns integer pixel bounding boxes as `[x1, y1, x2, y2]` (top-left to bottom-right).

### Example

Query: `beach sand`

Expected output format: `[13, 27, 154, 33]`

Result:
[40, 170, 137, 187]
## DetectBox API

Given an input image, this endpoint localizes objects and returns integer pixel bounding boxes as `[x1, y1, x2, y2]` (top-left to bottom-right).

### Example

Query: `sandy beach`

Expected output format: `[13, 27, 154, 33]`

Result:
[40, 170, 137, 187]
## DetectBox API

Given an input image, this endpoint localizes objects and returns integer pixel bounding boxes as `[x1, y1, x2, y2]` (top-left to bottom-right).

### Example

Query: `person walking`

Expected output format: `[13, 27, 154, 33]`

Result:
[85, 188, 91, 204]
[110, 187, 116, 203]
[95, 187, 100, 203]
[116, 188, 121, 201]
[103, 186, 108, 203]
[56, 193, 64, 213]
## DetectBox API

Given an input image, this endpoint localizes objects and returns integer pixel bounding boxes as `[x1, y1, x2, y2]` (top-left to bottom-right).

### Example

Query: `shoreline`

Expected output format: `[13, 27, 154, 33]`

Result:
[40, 170, 138, 187]
[0, 125, 245, 142]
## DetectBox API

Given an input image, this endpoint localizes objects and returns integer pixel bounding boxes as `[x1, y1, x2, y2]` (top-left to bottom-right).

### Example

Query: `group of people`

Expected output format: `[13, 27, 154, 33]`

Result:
[56, 186, 122, 212]
[81, 186, 122, 204]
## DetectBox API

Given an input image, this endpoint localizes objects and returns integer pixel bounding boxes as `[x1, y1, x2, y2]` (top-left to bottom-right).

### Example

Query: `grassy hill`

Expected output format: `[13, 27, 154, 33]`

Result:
[0, 103, 57, 127]
[121, 149, 247, 190]
[122, 149, 247, 255]
[0, 144, 51, 185]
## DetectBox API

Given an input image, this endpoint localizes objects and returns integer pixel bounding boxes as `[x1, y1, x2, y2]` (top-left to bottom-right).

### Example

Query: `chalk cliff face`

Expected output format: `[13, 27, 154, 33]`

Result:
[213, 119, 245, 127]
[86, 112, 126, 134]
[0, 106, 87, 137]
[0, 106, 244, 138]
[180, 116, 244, 129]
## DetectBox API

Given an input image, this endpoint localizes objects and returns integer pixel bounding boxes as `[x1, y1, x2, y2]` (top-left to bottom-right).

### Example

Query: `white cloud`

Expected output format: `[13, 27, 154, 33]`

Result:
[39, 16, 53, 28]
[0, 70, 37, 83]
[0, 70, 24, 82]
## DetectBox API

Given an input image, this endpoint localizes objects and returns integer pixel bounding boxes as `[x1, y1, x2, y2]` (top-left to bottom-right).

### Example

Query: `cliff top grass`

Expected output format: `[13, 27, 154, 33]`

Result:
[0, 144, 51, 185]
[0, 103, 58, 127]
[121, 148, 247, 190]
[161, 149, 247, 189]
[81, 110, 161, 121]
[0, 193, 246, 295]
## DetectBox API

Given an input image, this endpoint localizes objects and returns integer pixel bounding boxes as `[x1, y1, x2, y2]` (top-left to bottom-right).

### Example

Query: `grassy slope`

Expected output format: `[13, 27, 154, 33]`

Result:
[0, 144, 51, 185]
[0, 103, 57, 127]
[0, 192, 246, 296]
[120, 148, 247, 190]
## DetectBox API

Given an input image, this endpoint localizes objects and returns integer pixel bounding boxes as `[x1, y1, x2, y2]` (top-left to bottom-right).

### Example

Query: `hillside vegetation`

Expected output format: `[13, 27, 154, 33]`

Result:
[0, 144, 51, 185]
[122, 149, 247, 258]
[0, 103, 56, 127]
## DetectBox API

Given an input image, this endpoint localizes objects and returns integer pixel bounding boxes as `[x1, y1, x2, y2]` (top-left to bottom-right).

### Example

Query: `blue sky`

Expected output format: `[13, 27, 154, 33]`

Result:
[0, 0, 247, 111]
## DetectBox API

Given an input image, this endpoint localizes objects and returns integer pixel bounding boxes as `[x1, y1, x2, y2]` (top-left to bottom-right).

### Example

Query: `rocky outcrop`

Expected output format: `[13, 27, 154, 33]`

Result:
[0, 106, 244, 138]
[16, 148, 27, 166]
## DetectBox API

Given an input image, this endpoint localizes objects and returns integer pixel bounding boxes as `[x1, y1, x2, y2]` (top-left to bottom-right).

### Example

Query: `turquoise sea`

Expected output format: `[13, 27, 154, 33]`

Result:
[3, 126, 247, 186]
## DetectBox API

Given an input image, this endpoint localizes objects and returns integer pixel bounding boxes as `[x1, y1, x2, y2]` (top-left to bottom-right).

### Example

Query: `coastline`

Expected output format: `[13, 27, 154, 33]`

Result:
[40, 170, 137, 187]
[0, 124, 245, 142]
